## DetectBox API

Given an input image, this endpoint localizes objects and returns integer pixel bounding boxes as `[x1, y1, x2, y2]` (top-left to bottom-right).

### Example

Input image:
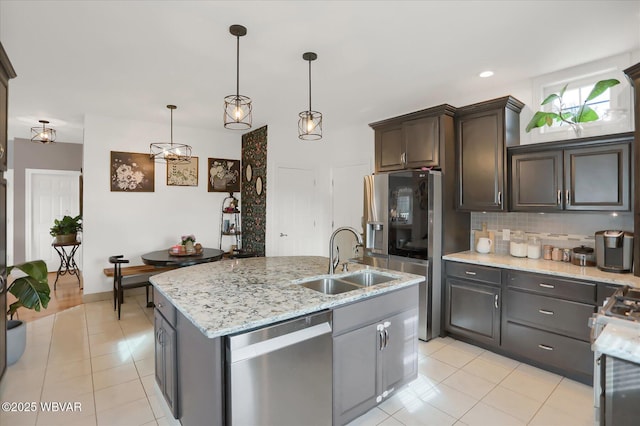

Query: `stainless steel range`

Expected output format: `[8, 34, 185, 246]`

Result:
[590, 285, 640, 425]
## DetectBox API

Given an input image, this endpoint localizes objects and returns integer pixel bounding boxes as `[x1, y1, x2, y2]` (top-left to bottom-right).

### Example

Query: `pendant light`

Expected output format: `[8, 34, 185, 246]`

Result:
[150, 105, 192, 164]
[31, 120, 56, 143]
[298, 52, 322, 140]
[224, 24, 252, 130]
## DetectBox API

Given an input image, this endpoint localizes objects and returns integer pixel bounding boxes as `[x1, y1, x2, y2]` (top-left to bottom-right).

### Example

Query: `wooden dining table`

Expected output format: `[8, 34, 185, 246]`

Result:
[141, 247, 225, 267]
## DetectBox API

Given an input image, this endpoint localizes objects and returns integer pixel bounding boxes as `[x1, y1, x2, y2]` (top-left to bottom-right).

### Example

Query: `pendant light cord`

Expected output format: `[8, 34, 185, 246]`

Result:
[170, 107, 173, 146]
[308, 59, 312, 111]
[236, 35, 240, 97]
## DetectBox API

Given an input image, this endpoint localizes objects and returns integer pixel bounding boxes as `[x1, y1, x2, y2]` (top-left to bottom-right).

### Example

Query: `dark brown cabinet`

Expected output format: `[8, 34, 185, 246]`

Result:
[370, 105, 455, 172]
[509, 134, 632, 212]
[455, 96, 523, 211]
[444, 262, 501, 347]
[623, 62, 640, 276]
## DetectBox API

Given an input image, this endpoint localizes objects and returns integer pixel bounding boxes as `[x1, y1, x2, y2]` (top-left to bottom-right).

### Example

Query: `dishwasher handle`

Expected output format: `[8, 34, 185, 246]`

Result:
[229, 311, 332, 363]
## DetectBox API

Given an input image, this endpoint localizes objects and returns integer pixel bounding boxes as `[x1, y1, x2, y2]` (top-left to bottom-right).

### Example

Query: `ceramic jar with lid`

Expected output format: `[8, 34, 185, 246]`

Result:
[510, 230, 527, 257]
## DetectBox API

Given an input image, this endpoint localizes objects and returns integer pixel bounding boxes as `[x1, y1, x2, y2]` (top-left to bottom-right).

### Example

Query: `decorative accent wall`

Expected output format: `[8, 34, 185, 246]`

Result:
[241, 125, 267, 256]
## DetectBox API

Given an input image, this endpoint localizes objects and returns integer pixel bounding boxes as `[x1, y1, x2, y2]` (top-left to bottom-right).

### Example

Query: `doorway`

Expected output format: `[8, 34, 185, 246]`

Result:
[25, 169, 81, 271]
[275, 166, 318, 256]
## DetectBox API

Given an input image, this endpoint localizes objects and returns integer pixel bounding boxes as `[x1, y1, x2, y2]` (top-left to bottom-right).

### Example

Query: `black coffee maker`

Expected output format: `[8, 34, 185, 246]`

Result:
[595, 230, 634, 273]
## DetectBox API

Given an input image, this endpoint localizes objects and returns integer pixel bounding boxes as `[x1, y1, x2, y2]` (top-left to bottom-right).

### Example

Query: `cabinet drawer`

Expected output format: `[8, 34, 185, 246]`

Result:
[506, 289, 595, 341]
[503, 321, 593, 378]
[505, 270, 596, 303]
[333, 285, 418, 336]
[446, 262, 501, 285]
[154, 287, 176, 326]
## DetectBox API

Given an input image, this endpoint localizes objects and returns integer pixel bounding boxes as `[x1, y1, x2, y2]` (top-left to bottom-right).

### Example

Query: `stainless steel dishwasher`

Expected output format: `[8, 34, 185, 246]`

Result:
[226, 310, 333, 426]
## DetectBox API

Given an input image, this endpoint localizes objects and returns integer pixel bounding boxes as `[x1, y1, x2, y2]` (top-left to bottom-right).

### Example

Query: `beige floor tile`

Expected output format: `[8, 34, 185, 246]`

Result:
[41, 373, 93, 401]
[87, 321, 122, 336]
[393, 400, 457, 426]
[379, 386, 424, 415]
[481, 384, 543, 423]
[420, 383, 478, 419]
[35, 392, 96, 425]
[156, 416, 181, 426]
[37, 412, 97, 426]
[9, 347, 50, 372]
[89, 339, 132, 359]
[93, 362, 140, 390]
[47, 346, 91, 366]
[529, 404, 593, 426]
[460, 357, 513, 384]
[477, 350, 521, 370]
[514, 362, 563, 382]
[544, 378, 594, 423]
[346, 407, 390, 426]
[147, 394, 166, 419]
[449, 340, 485, 356]
[135, 357, 155, 377]
[96, 397, 155, 426]
[140, 374, 161, 398]
[91, 350, 134, 373]
[419, 338, 449, 356]
[419, 356, 458, 383]
[94, 378, 146, 413]
[379, 416, 404, 426]
[89, 329, 125, 345]
[460, 402, 526, 426]
[0, 409, 38, 426]
[500, 367, 562, 402]
[442, 369, 496, 399]
[141, 420, 159, 426]
[44, 358, 92, 385]
[1, 366, 46, 394]
[430, 345, 478, 368]
[406, 374, 438, 400]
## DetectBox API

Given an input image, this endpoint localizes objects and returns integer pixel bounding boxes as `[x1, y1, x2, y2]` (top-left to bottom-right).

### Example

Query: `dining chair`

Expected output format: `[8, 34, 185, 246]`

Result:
[108, 255, 151, 319]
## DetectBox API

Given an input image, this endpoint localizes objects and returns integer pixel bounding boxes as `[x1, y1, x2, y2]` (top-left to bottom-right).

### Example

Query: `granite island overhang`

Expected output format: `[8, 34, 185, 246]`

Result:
[149, 255, 425, 338]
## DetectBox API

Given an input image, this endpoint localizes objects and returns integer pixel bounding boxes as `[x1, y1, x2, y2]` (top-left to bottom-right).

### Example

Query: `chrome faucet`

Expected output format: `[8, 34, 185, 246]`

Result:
[329, 226, 363, 274]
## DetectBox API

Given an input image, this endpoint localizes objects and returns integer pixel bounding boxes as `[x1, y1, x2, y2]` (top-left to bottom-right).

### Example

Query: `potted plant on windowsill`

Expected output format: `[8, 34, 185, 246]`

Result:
[525, 79, 621, 137]
[49, 215, 82, 244]
[6, 260, 50, 365]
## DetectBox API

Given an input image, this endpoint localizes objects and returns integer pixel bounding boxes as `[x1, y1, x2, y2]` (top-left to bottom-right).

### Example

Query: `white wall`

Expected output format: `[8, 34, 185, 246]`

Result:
[82, 114, 241, 295]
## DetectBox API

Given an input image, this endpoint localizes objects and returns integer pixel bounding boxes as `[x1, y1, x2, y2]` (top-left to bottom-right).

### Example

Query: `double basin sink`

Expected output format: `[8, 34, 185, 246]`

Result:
[295, 270, 397, 295]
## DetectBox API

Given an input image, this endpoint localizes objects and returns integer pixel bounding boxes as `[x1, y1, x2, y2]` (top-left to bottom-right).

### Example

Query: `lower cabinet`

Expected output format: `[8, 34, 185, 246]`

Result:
[154, 309, 178, 418]
[333, 285, 418, 425]
[444, 262, 501, 347]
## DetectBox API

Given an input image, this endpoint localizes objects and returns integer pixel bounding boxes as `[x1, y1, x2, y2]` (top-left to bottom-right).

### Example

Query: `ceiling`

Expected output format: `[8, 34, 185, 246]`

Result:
[1, 1, 639, 144]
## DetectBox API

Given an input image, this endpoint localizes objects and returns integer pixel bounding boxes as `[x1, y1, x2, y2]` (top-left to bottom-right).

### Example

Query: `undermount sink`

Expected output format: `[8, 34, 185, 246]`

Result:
[298, 278, 361, 295]
[296, 271, 398, 295]
[339, 271, 396, 287]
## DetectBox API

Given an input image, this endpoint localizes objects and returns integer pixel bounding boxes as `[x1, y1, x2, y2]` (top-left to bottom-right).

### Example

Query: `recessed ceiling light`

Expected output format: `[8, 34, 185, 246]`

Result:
[479, 71, 494, 78]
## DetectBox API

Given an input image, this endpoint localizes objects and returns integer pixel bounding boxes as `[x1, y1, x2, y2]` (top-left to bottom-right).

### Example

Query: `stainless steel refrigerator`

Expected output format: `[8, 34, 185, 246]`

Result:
[363, 170, 468, 341]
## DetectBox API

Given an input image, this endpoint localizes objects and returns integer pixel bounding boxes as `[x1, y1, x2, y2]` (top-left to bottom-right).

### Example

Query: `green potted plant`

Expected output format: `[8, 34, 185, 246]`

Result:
[525, 79, 620, 137]
[6, 260, 50, 365]
[49, 214, 82, 244]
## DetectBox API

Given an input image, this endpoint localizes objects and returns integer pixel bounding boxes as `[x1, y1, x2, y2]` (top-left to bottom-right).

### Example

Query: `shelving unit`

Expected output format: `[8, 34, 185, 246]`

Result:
[220, 192, 241, 253]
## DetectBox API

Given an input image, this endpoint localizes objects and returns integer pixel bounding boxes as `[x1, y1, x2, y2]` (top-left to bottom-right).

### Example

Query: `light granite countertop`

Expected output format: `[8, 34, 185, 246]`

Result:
[443, 251, 640, 288]
[150, 256, 424, 339]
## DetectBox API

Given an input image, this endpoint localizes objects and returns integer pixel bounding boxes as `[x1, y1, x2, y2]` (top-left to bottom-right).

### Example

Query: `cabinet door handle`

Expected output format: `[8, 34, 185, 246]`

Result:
[557, 189, 562, 206]
[379, 330, 385, 351]
[565, 189, 570, 205]
[538, 309, 554, 315]
[464, 271, 477, 276]
[156, 328, 164, 345]
[538, 344, 554, 351]
[497, 191, 502, 205]
[384, 329, 389, 348]
[494, 294, 499, 309]
[539, 283, 555, 289]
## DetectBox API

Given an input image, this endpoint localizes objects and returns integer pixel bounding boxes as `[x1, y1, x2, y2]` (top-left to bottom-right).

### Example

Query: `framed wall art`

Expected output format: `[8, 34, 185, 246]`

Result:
[208, 158, 240, 192]
[167, 156, 198, 186]
[110, 151, 155, 192]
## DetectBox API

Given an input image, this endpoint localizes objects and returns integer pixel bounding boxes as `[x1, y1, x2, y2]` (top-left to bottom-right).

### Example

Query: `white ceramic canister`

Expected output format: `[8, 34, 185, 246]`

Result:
[509, 230, 528, 257]
[527, 236, 541, 259]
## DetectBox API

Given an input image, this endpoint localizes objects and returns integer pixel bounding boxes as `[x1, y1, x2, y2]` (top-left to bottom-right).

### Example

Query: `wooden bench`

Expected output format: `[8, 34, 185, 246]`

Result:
[103, 264, 175, 278]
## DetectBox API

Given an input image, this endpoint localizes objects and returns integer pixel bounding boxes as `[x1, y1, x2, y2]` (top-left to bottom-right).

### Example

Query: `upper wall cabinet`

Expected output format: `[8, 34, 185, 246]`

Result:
[509, 133, 632, 212]
[370, 105, 456, 172]
[455, 96, 524, 212]
[0, 43, 17, 172]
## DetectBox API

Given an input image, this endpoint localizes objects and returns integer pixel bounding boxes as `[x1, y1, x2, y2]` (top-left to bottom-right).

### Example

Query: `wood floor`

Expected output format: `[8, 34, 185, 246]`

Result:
[7, 271, 84, 322]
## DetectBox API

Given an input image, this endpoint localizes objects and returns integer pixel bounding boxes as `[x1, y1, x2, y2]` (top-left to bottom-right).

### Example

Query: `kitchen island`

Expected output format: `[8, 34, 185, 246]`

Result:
[150, 256, 424, 426]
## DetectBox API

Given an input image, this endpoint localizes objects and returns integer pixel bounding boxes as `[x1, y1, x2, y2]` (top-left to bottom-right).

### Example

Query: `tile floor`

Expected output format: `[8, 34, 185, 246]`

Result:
[0, 295, 594, 426]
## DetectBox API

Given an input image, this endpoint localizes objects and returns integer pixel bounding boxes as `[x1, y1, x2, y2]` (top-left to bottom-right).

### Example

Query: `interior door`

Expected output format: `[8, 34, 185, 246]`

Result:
[25, 169, 81, 271]
[275, 166, 317, 256]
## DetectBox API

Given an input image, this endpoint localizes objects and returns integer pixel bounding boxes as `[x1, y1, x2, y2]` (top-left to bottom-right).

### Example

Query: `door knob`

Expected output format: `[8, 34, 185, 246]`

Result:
[280, 233, 288, 237]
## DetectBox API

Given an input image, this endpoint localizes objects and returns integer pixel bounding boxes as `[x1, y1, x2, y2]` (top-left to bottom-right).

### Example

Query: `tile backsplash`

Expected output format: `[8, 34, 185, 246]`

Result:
[470, 211, 633, 255]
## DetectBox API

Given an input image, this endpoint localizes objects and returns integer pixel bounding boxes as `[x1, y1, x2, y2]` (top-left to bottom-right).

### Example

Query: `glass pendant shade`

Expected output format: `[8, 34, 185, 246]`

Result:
[298, 52, 322, 140]
[31, 120, 56, 143]
[224, 25, 252, 130]
[150, 105, 193, 164]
